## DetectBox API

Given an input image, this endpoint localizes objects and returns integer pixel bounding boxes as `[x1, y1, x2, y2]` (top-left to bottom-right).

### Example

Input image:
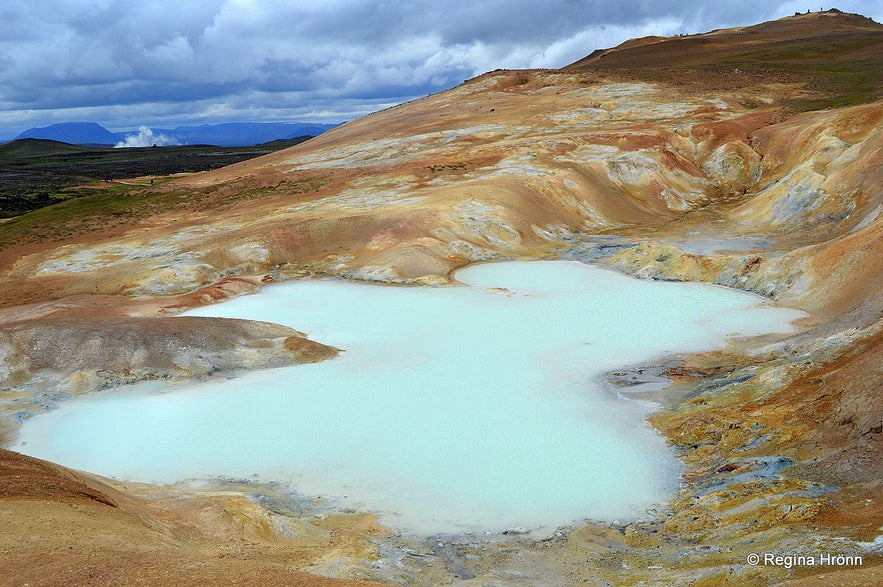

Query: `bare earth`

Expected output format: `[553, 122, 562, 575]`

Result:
[1, 11, 881, 587]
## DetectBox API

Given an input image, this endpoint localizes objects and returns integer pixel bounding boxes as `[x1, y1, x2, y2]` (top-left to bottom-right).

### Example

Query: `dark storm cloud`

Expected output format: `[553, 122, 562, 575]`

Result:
[1, 0, 881, 138]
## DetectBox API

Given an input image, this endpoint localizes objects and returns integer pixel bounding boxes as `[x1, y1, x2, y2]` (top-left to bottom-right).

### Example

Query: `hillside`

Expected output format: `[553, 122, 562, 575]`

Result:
[0, 138, 315, 218]
[568, 10, 882, 72]
[0, 138, 94, 157]
[1, 10, 881, 587]
[566, 9, 883, 111]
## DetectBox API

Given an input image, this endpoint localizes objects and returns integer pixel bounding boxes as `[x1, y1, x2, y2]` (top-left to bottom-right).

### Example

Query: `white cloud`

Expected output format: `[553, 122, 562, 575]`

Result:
[0, 0, 880, 138]
[530, 17, 687, 68]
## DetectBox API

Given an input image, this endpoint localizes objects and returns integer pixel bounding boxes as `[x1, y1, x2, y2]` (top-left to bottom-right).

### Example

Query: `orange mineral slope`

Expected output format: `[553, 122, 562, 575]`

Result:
[1, 9, 882, 587]
[0, 448, 385, 587]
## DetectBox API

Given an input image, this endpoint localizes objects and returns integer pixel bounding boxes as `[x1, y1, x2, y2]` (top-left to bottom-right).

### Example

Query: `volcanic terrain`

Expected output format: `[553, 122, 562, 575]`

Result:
[1, 9, 881, 586]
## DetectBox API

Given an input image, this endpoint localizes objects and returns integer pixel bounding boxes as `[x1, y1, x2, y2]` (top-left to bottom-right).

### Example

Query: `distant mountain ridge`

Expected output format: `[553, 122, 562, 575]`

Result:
[13, 121, 339, 147]
[15, 122, 120, 146]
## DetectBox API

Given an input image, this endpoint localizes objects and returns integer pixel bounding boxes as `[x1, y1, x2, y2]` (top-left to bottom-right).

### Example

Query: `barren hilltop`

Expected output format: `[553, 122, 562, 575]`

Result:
[1, 10, 881, 587]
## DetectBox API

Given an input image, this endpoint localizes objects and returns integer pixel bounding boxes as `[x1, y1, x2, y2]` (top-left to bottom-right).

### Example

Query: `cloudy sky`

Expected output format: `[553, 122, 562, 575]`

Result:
[1, 0, 881, 139]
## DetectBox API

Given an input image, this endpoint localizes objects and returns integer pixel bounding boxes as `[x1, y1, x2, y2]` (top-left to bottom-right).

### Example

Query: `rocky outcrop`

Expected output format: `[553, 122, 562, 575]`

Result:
[1, 316, 336, 388]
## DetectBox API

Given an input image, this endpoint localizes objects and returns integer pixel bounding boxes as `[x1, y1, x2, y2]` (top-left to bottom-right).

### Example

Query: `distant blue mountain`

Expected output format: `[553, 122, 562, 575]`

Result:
[146, 122, 339, 146]
[15, 122, 121, 145]
[15, 121, 339, 147]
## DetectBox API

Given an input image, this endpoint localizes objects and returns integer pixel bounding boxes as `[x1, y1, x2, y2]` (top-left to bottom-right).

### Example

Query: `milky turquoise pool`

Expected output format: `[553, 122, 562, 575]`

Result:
[11, 261, 805, 534]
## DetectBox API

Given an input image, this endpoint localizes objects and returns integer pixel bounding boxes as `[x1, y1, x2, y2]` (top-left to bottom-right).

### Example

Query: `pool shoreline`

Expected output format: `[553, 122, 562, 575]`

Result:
[7, 260, 805, 537]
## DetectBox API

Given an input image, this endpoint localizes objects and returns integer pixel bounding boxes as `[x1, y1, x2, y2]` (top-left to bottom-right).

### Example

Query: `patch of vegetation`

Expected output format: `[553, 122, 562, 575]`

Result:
[0, 183, 198, 247]
[0, 137, 314, 218]
[0, 171, 329, 250]
[784, 71, 878, 111]
[713, 35, 883, 112]
[571, 24, 883, 114]
[192, 176, 332, 212]
[719, 36, 877, 66]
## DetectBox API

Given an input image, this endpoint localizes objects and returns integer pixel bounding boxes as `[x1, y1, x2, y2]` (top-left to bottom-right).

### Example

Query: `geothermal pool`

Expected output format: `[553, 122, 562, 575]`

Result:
[12, 261, 804, 534]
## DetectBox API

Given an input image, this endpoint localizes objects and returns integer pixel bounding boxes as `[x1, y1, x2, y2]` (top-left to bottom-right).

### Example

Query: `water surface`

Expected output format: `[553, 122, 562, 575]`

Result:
[12, 261, 804, 534]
